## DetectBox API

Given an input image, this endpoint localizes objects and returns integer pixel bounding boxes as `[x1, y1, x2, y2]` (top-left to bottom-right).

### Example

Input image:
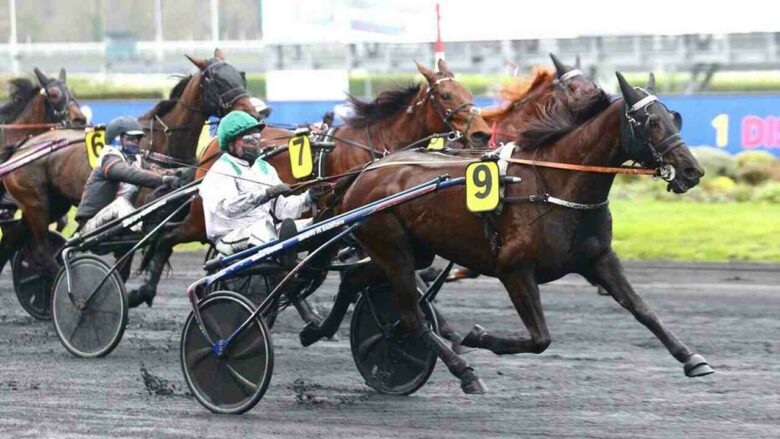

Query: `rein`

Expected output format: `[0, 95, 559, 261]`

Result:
[0, 122, 63, 129]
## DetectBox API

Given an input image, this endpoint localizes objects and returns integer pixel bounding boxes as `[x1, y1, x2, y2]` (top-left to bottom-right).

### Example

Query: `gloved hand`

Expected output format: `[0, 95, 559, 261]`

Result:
[265, 183, 292, 200]
[307, 182, 331, 203]
[162, 175, 181, 188]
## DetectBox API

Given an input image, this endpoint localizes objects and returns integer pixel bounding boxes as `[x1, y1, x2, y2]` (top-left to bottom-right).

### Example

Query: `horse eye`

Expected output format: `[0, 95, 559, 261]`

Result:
[441, 92, 452, 101]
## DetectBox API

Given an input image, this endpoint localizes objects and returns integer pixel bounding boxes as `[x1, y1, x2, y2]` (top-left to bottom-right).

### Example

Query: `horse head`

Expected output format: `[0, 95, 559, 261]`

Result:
[616, 72, 703, 193]
[185, 49, 259, 120]
[33, 67, 87, 126]
[414, 59, 491, 148]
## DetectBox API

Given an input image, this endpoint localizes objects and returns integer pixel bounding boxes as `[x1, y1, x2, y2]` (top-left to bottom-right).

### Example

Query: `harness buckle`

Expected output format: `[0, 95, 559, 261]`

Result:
[447, 131, 462, 142]
[655, 164, 676, 182]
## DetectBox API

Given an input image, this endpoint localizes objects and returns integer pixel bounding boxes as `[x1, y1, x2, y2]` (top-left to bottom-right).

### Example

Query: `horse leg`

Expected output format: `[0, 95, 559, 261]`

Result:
[587, 250, 713, 377]
[299, 260, 385, 347]
[358, 215, 486, 394]
[113, 250, 134, 282]
[460, 267, 552, 355]
[0, 221, 25, 274]
[127, 228, 179, 308]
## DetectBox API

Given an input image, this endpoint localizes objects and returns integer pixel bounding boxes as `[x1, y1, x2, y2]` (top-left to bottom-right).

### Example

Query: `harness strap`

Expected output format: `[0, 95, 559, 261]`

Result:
[505, 193, 609, 210]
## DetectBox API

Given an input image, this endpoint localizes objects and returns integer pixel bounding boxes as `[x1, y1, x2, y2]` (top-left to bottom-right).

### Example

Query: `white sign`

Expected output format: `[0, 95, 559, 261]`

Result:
[266, 69, 349, 102]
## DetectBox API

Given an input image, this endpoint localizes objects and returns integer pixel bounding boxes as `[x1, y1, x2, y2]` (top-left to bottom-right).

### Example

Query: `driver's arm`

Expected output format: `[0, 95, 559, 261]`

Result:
[102, 155, 164, 188]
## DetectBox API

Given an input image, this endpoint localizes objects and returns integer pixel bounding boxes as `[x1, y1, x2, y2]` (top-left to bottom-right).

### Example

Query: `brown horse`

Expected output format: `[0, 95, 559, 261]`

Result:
[482, 54, 599, 147]
[0, 68, 86, 276]
[0, 68, 85, 153]
[0, 50, 257, 292]
[297, 55, 611, 346]
[131, 59, 493, 308]
[333, 72, 710, 394]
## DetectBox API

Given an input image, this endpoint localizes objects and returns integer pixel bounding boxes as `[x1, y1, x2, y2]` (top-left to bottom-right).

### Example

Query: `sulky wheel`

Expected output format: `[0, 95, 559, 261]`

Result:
[350, 283, 439, 395]
[12, 230, 67, 320]
[180, 290, 274, 414]
[204, 245, 280, 327]
[51, 255, 127, 358]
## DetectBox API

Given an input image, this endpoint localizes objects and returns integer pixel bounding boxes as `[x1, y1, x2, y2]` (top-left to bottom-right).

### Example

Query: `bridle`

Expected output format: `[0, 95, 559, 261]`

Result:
[490, 69, 591, 148]
[407, 77, 482, 144]
[622, 89, 684, 182]
[201, 61, 249, 118]
[40, 81, 80, 126]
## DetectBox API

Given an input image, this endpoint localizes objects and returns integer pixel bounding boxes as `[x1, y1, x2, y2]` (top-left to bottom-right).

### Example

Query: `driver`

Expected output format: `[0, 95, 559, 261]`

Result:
[199, 110, 323, 255]
[75, 116, 180, 234]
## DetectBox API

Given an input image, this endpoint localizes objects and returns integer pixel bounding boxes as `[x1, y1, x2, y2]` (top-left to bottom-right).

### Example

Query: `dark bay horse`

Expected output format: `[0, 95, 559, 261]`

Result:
[131, 59, 493, 307]
[1, 50, 257, 290]
[334, 72, 710, 393]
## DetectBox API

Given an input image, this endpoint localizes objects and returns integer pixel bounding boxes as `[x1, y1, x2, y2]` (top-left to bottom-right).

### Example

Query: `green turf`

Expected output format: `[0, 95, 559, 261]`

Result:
[610, 200, 780, 262]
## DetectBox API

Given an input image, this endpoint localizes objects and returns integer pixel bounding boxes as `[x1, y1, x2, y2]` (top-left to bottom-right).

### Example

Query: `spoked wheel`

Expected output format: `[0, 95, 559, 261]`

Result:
[181, 291, 273, 414]
[204, 245, 281, 328]
[350, 283, 439, 395]
[51, 255, 128, 358]
[12, 230, 67, 320]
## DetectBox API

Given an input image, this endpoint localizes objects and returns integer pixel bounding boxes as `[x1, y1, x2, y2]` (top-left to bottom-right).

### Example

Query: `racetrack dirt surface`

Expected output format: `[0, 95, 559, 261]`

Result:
[0, 253, 778, 439]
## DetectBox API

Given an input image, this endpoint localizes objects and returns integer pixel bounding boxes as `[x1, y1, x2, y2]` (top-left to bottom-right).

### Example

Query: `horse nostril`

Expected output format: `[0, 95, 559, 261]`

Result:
[683, 167, 704, 180]
[471, 131, 491, 145]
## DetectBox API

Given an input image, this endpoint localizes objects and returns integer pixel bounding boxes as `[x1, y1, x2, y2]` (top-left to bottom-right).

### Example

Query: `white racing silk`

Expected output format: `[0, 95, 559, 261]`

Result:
[200, 153, 312, 249]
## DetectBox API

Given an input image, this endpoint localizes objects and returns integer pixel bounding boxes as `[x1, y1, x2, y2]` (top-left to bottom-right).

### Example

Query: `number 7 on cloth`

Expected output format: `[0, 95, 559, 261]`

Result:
[465, 161, 500, 212]
[288, 135, 313, 179]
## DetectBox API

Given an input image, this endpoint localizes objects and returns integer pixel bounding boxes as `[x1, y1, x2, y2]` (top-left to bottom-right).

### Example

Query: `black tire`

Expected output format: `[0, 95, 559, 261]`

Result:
[51, 255, 128, 358]
[11, 230, 67, 320]
[181, 291, 274, 414]
[350, 283, 439, 396]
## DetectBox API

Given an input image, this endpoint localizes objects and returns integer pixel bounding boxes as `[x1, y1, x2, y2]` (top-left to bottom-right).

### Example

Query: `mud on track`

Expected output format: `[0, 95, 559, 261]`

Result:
[0, 253, 778, 439]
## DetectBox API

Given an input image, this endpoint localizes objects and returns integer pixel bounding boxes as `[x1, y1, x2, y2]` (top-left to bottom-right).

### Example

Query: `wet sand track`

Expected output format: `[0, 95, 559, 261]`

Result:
[0, 253, 778, 438]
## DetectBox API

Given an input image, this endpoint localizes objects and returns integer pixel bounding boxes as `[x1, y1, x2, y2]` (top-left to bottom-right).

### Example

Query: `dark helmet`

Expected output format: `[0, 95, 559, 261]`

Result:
[106, 116, 144, 143]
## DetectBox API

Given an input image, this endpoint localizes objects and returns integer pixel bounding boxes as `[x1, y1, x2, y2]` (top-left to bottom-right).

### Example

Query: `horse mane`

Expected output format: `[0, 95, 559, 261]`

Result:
[0, 78, 41, 123]
[481, 69, 554, 122]
[345, 83, 422, 128]
[139, 74, 193, 120]
[514, 84, 611, 151]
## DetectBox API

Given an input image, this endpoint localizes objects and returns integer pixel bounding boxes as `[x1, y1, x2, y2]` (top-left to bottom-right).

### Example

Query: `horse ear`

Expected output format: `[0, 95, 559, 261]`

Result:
[646, 73, 656, 94]
[616, 71, 642, 106]
[59, 68, 67, 82]
[33, 68, 50, 86]
[575, 55, 582, 70]
[549, 53, 572, 78]
[185, 54, 209, 70]
[415, 60, 437, 84]
[437, 59, 454, 77]
[214, 48, 225, 61]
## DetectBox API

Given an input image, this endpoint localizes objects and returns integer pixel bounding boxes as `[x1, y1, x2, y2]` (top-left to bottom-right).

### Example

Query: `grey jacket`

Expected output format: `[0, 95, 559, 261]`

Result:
[75, 149, 165, 221]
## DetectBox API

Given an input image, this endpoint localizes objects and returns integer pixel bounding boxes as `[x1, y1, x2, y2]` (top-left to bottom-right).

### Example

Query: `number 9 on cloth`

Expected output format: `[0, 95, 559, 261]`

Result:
[465, 161, 500, 212]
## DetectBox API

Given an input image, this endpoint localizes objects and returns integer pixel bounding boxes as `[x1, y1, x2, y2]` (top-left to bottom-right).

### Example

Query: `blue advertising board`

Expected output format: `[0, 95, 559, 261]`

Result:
[83, 94, 780, 156]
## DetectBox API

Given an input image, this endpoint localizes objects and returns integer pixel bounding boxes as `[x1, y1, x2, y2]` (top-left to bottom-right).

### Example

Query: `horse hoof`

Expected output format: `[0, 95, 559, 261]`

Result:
[684, 353, 714, 377]
[460, 324, 487, 348]
[127, 289, 155, 308]
[299, 321, 323, 347]
[460, 369, 487, 394]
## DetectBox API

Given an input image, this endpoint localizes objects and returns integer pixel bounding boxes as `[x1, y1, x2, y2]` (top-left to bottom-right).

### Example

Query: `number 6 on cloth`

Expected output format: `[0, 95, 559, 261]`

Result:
[288, 135, 313, 179]
[85, 127, 106, 169]
[465, 161, 500, 212]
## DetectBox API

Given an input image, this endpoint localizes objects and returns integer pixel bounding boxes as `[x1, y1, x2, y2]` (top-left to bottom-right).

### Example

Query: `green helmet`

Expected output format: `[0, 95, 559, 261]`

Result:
[217, 111, 264, 151]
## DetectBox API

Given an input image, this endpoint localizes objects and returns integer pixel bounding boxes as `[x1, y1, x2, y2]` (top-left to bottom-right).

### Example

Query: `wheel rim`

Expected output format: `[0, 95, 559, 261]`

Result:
[350, 284, 437, 395]
[181, 292, 273, 414]
[12, 231, 66, 320]
[52, 256, 127, 358]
